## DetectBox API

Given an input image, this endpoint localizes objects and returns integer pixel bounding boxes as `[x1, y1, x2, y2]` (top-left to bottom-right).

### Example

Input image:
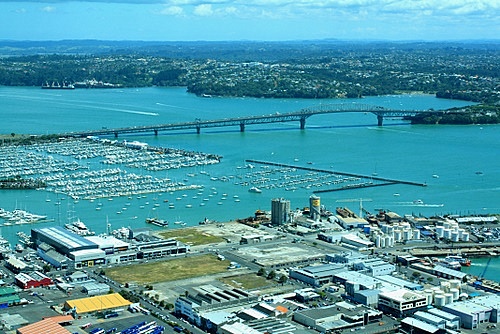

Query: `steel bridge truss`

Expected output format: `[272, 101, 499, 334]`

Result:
[64, 103, 434, 138]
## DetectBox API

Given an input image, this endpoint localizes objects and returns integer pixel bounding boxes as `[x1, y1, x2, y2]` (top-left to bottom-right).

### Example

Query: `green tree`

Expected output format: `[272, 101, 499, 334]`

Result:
[42, 264, 51, 273]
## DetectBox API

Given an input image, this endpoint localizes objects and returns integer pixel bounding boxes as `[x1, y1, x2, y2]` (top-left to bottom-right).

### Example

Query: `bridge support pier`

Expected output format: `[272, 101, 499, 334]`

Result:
[240, 123, 245, 132]
[154, 129, 158, 136]
[196, 126, 201, 134]
[377, 115, 384, 127]
[300, 117, 306, 130]
[114, 132, 118, 138]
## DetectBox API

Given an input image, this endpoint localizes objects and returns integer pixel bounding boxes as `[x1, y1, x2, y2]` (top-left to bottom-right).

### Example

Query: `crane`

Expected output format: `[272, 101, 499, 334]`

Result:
[335, 198, 373, 217]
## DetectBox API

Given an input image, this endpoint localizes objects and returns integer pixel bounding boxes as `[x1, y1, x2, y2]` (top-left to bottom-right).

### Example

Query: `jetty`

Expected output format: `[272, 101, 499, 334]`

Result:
[245, 159, 426, 192]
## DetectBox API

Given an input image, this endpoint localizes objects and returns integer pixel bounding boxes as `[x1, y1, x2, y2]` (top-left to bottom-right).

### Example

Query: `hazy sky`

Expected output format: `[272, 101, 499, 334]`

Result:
[1, 0, 499, 41]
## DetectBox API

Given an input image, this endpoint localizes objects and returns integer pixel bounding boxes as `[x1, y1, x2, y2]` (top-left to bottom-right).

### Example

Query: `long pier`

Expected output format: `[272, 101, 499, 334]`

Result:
[245, 159, 427, 191]
[61, 103, 438, 138]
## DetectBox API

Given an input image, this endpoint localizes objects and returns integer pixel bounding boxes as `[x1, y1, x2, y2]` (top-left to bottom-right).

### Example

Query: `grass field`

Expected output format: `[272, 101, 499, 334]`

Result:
[105, 254, 229, 284]
[219, 273, 270, 290]
[158, 227, 226, 246]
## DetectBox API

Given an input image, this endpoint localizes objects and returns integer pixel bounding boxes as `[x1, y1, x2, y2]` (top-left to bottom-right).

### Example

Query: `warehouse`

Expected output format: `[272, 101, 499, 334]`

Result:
[378, 288, 428, 318]
[32, 226, 98, 255]
[16, 315, 74, 334]
[0, 287, 20, 308]
[64, 293, 131, 314]
[15, 271, 53, 289]
[289, 263, 346, 287]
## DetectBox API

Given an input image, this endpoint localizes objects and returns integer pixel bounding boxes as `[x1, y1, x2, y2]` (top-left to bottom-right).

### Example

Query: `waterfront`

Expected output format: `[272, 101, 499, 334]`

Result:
[0, 86, 499, 277]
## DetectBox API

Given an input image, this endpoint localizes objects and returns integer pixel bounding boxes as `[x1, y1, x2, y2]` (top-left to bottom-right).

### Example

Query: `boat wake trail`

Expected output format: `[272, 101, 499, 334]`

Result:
[155, 102, 193, 110]
[391, 202, 444, 208]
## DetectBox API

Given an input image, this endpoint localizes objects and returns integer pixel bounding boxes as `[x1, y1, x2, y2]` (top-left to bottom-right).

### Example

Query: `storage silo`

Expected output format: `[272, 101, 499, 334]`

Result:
[443, 229, 452, 239]
[451, 231, 460, 242]
[424, 289, 434, 304]
[462, 232, 470, 242]
[413, 229, 421, 240]
[385, 235, 393, 248]
[440, 281, 450, 292]
[436, 226, 445, 238]
[271, 197, 290, 225]
[450, 288, 460, 301]
[443, 221, 451, 229]
[309, 195, 321, 221]
[375, 235, 382, 248]
[449, 279, 461, 290]
[434, 294, 446, 307]
[432, 287, 443, 294]
[387, 225, 395, 234]
[403, 229, 412, 241]
[394, 229, 402, 242]
[458, 228, 465, 239]
[444, 293, 454, 305]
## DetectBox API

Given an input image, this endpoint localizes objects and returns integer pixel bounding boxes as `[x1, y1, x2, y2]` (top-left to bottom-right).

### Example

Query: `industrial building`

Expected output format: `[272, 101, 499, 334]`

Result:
[378, 288, 428, 318]
[81, 282, 110, 296]
[426, 308, 461, 330]
[293, 301, 383, 333]
[174, 285, 258, 328]
[377, 275, 423, 291]
[340, 234, 374, 250]
[14, 271, 53, 289]
[4, 256, 32, 274]
[400, 317, 447, 334]
[441, 294, 500, 329]
[16, 315, 74, 334]
[31, 226, 104, 269]
[239, 234, 275, 244]
[64, 293, 131, 314]
[332, 271, 383, 291]
[413, 311, 446, 329]
[0, 287, 20, 308]
[31, 226, 98, 255]
[30, 226, 189, 269]
[352, 258, 395, 277]
[326, 251, 367, 264]
[289, 263, 346, 287]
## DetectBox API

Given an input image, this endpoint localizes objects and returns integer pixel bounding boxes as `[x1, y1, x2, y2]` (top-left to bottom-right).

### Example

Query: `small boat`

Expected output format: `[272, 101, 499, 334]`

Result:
[445, 255, 471, 267]
[248, 186, 262, 193]
[413, 199, 424, 205]
[65, 219, 95, 236]
[432, 174, 440, 178]
[145, 217, 169, 227]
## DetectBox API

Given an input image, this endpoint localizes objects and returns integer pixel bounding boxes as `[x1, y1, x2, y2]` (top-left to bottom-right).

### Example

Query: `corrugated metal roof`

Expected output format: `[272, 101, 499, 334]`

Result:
[17, 318, 72, 334]
[35, 226, 96, 249]
[64, 292, 131, 314]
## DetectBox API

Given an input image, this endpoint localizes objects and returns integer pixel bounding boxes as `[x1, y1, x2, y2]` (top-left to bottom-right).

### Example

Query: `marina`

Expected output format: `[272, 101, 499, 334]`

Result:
[0, 86, 497, 281]
[243, 159, 427, 192]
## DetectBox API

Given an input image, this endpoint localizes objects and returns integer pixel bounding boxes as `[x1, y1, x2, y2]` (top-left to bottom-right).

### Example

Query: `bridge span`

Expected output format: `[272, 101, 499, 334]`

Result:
[63, 103, 435, 138]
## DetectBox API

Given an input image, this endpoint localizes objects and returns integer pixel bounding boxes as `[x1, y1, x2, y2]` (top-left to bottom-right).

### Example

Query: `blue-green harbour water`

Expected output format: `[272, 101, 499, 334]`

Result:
[0, 86, 499, 279]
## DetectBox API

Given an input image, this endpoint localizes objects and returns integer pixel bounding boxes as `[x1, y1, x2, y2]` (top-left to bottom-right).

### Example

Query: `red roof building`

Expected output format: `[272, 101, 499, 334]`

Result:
[15, 271, 53, 289]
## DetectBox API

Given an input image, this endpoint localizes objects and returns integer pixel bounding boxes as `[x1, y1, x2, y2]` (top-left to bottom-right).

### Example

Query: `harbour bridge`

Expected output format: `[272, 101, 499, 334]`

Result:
[63, 103, 437, 138]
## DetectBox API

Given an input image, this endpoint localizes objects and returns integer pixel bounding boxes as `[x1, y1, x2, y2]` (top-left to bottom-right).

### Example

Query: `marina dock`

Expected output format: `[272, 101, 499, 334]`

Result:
[245, 159, 427, 192]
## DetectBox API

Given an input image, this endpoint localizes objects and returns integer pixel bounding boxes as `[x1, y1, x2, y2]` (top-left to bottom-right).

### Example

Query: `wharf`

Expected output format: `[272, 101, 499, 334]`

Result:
[245, 159, 427, 190]
[409, 246, 500, 258]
